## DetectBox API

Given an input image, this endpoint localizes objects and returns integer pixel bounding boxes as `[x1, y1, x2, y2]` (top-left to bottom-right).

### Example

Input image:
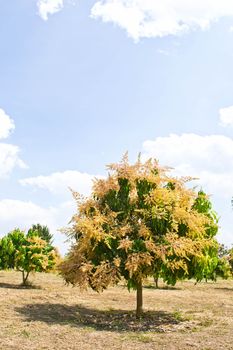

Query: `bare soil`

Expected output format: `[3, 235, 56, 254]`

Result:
[0, 271, 232, 350]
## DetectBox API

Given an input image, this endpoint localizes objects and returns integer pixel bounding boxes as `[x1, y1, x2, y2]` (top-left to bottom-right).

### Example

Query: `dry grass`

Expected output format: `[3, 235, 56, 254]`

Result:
[0, 271, 233, 350]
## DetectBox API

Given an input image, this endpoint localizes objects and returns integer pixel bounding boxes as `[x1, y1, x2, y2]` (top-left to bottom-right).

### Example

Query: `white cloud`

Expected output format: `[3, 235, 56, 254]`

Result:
[142, 133, 233, 246]
[219, 106, 233, 127]
[0, 109, 26, 178]
[0, 108, 15, 139]
[19, 170, 102, 197]
[37, 0, 64, 21]
[91, 0, 233, 41]
[0, 143, 27, 178]
[0, 199, 75, 255]
[142, 133, 233, 194]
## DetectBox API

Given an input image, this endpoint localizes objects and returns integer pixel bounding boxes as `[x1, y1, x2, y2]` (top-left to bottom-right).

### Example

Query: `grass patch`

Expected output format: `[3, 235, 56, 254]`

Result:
[123, 333, 154, 343]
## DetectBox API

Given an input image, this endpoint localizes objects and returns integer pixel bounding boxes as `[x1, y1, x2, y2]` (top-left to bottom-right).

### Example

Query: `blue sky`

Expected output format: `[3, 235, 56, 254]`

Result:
[0, 0, 233, 254]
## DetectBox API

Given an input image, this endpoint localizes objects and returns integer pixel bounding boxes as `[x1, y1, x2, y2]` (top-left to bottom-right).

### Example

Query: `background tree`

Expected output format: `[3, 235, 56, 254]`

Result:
[60, 155, 223, 318]
[227, 247, 233, 275]
[28, 224, 53, 245]
[185, 191, 231, 282]
[0, 229, 58, 285]
[0, 229, 25, 270]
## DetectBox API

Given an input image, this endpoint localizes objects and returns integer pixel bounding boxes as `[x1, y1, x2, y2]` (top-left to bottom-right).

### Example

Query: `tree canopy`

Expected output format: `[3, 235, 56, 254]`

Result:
[60, 155, 225, 317]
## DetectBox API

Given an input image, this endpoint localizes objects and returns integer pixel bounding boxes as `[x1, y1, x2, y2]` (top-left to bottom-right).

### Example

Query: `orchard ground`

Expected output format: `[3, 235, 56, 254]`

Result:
[0, 271, 232, 350]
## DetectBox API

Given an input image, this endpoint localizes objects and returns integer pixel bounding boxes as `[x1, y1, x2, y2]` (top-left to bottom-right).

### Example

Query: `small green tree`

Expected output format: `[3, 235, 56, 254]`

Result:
[59, 155, 223, 317]
[0, 229, 58, 285]
[185, 191, 231, 282]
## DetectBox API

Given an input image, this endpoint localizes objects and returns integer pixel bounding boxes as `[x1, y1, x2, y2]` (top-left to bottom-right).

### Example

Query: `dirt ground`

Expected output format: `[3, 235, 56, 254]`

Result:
[0, 271, 232, 350]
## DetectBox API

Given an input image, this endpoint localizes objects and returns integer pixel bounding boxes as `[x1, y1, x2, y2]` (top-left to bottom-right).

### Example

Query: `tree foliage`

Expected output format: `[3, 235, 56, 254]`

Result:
[28, 224, 54, 245]
[60, 155, 225, 317]
[0, 229, 25, 270]
[0, 228, 58, 285]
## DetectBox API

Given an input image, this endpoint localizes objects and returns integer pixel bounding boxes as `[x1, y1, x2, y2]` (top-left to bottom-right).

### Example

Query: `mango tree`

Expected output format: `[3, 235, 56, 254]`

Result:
[60, 155, 223, 318]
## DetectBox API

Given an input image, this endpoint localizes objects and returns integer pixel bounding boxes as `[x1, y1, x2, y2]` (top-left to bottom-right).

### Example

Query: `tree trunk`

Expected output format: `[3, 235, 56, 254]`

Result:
[154, 277, 159, 289]
[22, 271, 30, 285]
[136, 280, 143, 318]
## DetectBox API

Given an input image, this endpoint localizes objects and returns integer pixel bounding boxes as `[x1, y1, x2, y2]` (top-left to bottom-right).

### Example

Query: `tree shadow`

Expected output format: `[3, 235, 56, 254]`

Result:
[0, 282, 42, 290]
[15, 303, 183, 332]
[214, 287, 233, 292]
[144, 285, 181, 290]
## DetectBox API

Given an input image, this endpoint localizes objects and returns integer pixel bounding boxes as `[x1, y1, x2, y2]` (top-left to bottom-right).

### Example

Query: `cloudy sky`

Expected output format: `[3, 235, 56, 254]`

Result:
[1, 0, 233, 254]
